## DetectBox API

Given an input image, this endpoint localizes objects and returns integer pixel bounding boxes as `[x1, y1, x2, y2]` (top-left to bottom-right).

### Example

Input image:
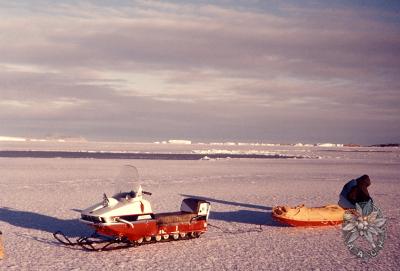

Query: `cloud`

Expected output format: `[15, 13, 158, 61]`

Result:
[2, 2, 398, 77]
[0, 0, 399, 143]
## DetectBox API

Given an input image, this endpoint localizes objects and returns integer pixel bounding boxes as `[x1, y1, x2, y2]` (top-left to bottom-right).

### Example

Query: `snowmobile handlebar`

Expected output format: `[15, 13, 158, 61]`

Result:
[142, 191, 152, 196]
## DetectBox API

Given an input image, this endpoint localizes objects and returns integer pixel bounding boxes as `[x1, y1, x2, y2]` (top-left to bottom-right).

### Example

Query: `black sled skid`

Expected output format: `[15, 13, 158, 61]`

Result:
[53, 230, 203, 251]
[53, 231, 134, 251]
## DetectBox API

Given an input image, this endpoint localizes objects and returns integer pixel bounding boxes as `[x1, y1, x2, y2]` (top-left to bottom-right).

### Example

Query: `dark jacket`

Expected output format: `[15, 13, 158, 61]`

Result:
[341, 175, 372, 205]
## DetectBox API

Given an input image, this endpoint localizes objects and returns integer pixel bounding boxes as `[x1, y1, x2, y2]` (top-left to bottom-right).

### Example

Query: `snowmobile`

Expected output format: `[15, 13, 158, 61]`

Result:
[54, 165, 211, 251]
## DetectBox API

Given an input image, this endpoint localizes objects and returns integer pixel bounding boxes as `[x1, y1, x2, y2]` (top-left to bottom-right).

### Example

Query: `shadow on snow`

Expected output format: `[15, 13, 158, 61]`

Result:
[0, 207, 91, 237]
[180, 194, 283, 227]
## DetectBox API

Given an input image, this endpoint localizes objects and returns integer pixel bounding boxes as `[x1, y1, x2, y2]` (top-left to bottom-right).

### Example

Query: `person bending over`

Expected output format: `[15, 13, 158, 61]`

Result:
[338, 175, 372, 209]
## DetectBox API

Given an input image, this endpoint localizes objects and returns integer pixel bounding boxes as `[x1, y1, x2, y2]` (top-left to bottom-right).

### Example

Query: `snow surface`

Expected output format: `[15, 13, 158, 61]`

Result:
[0, 142, 399, 270]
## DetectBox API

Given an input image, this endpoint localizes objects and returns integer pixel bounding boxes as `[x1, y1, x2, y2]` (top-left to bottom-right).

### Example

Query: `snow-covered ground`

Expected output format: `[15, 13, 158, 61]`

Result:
[0, 142, 399, 270]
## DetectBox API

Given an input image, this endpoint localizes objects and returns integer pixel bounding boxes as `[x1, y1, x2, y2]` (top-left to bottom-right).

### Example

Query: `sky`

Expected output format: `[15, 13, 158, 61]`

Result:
[0, 0, 399, 144]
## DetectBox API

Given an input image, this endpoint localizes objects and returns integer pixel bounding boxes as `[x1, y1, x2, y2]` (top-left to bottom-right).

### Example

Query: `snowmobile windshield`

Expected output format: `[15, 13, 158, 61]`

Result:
[111, 165, 141, 200]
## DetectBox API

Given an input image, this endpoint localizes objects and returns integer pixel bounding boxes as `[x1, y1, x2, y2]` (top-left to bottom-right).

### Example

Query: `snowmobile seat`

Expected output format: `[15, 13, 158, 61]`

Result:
[155, 212, 198, 225]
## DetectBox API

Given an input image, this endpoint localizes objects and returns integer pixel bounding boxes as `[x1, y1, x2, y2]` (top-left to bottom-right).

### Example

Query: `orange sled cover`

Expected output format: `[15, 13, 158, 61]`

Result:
[272, 204, 345, 227]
